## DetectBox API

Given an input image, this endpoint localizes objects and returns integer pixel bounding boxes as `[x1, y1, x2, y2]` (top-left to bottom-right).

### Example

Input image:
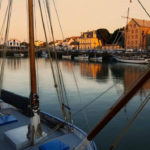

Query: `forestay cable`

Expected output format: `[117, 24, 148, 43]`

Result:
[73, 83, 118, 116]
[52, 0, 64, 40]
[38, 0, 62, 108]
[43, 0, 72, 124]
[0, 0, 13, 96]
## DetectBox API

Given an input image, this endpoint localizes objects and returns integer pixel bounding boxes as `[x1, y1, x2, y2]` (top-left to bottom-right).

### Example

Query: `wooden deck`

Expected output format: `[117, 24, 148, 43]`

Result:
[0, 102, 97, 150]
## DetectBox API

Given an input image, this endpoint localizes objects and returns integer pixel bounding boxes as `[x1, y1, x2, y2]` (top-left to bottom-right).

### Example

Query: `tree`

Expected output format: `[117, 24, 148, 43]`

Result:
[111, 27, 125, 48]
[96, 28, 111, 45]
[21, 42, 29, 47]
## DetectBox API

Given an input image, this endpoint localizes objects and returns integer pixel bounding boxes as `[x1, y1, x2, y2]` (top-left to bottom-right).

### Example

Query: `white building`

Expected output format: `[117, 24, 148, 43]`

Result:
[7, 39, 21, 49]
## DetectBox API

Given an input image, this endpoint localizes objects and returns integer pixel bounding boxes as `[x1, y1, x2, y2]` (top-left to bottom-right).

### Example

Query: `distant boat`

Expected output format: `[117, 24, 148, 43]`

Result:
[114, 56, 150, 64]
[62, 55, 72, 60]
[14, 53, 24, 57]
[74, 55, 89, 61]
[90, 56, 102, 62]
[41, 52, 48, 58]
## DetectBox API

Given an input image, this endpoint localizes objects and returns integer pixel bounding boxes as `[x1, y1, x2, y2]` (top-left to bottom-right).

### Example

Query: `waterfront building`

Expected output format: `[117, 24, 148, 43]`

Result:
[102, 44, 122, 50]
[78, 30, 102, 50]
[34, 40, 45, 47]
[146, 31, 150, 50]
[7, 39, 21, 49]
[125, 18, 150, 50]
[62, 36, 80, 50]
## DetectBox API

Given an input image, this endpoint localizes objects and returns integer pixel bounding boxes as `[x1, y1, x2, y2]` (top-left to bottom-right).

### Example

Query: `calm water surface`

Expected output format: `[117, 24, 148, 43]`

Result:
[2, 58, 150, 150]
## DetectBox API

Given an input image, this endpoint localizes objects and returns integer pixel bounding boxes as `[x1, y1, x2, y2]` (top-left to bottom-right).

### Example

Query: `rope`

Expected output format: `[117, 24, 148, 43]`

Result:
[52, 0, 65, 40]
[41, 0, 69, 123]
[137, 0, 150, 18]
[25, 123, 64, 150]
[112, 30, 120, 45]
[73, 83, 118, 116]
[44, 0, 69, 122]
[45, 0, 73, 125]
[71, 68, 90, 129]
[0, 3, 9, 43]
[110, 92, 150, 150]
[0, 0, 13, 97]
[39, 0, 62, 107]
[0, 0, 2, 10]
[43, 0, 52, 42]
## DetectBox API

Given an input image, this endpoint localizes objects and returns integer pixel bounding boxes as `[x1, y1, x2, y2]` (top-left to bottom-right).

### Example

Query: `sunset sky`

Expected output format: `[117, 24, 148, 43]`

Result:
[0, 0, 150, 42]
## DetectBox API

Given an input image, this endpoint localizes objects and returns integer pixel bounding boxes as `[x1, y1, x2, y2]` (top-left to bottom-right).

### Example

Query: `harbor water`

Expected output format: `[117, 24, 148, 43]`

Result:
[2, 57, 150, 150]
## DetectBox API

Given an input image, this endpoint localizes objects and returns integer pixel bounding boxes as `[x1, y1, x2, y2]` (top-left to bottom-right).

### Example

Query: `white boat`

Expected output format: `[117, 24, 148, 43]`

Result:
[114, 56, 150, 64]
[90, 57, 102, 62]
[41, 52, 48, 58]
[14, 53, 24, 57]
[74, 55, 89, 61]
[62, 55, 72, 60]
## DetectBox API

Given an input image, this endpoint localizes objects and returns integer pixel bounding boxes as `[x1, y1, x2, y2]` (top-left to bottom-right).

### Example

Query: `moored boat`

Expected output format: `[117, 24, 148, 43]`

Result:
[0, 100, 96, 150]
[90, 56, 102, 62]
[41, 52, 48, 58]
[114, 56, 150, 64]
[14, 53, 24, 58]
[62, 55, 72, 60]
[74, 55, 89, 61]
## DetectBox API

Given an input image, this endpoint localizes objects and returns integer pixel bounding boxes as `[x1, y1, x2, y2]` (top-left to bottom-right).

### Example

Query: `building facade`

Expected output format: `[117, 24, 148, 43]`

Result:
[102, 44, 122, 50]
[125, 18, 150, 50]
[34, 40, 45, 47]
[78, 31, 102, 50]
[7, 39, 21, 49]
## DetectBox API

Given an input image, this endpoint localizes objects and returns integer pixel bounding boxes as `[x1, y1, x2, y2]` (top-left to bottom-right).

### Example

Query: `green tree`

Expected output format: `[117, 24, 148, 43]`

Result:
[96, 28, 111, 45]
[111, 27, 125, 48]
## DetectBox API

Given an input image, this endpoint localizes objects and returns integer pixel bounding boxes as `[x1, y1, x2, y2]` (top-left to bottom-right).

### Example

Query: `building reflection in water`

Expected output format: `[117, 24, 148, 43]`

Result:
[124, 66, 150, 95]
[110, 63, 150, 95]
[79, 62, 102, 79]
[61, 60, 105, 80]
[7, 58, 21, 70]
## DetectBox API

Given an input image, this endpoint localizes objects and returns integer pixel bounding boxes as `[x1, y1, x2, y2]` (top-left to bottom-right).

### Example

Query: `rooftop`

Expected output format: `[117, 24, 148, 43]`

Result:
[132, 18, 150, 28]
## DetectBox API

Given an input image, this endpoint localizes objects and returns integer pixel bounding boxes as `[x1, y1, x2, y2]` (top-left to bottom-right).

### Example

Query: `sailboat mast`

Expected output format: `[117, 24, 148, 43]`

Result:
[28, 0, 37, 100]
[125, 7, 129, 50]
[27, 0, 42, 145]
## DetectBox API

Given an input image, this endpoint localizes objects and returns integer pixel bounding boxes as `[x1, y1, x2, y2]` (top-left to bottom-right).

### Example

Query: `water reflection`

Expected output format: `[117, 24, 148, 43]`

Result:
[5, 58, 150, 102]
[61, 60, 150, 94]
[110, 63, 150, 94]
[61, 60, 110, 83]
[7, 58, 21, 70]
[3, 58, 150, 150]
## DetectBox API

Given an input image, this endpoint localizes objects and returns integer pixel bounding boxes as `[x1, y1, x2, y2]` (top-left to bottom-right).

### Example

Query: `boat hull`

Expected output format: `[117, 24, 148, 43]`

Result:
[114, 56, 150, 64]
[0, 100, 97, 150]
[74, 56, 89, 61]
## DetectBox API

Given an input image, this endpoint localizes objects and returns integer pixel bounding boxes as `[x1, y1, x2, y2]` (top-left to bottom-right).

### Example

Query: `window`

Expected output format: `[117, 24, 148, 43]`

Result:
[135, 41, 137, 45]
